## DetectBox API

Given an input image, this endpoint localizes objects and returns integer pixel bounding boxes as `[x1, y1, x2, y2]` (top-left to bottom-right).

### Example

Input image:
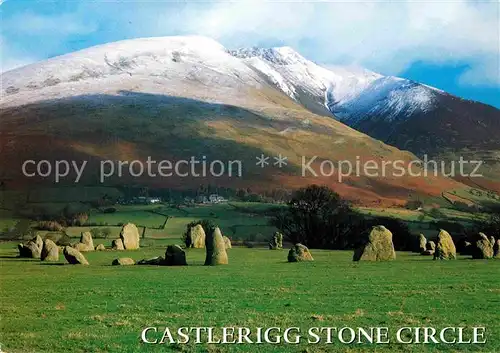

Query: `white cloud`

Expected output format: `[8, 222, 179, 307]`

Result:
[157, 0, 499, 87]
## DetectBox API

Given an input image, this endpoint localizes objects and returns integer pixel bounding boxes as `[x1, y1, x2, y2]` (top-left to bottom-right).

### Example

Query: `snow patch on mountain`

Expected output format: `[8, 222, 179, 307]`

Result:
[2, 35, 441, 123]
[229, 46, 439, 123]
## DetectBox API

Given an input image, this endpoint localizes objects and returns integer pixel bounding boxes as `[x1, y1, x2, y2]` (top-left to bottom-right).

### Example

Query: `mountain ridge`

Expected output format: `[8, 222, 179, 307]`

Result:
[0, 35, 497, 202]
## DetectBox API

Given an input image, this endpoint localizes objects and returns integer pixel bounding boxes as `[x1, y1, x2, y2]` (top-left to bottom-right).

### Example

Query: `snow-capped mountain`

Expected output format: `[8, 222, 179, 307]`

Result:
[228, 45, 500, 159]
[1, 35, 498, 161]
[229, 46, 439, 122]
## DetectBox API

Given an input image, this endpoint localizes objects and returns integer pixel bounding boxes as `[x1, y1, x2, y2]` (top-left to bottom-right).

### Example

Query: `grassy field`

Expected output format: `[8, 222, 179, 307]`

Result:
[0, 241, 499, 353]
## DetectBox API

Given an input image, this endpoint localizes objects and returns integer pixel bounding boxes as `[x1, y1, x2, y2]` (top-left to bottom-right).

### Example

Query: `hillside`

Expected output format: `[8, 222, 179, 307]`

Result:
[230, 46, 500, 188]
[0, 36, 468, 205]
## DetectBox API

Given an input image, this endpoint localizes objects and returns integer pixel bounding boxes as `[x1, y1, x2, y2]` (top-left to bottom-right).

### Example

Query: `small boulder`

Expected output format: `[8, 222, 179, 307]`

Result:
[41, 239, 59, 261]
[223, 236, 232, 249]
[137, 256, 164, 265]
[433, 230, 456, 260]
[187, 224, 206, 248]
[269, 232, 284, 250]
[63, 246, 89, 265]
[288, 243, 314, 262]
[164, 245, 188, 266]
[74, 242, 91, 252]
[417, 234, 427, 253]
[353, 226, 396, 261]
[95, 244, 106, 251]
[112, 257, 135, 266]
[204, 227, 228, 265]
[472, 233, 494, 259]
[120, 223, 140, 250]
[111, 238, 125, 250]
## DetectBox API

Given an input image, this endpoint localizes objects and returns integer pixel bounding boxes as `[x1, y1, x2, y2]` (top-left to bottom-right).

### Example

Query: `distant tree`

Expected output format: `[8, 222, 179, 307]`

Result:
[270, 185, 361, 249]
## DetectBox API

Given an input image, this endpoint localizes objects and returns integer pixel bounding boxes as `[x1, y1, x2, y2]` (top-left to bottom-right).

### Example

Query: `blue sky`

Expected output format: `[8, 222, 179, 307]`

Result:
[1, 0, 499, 107]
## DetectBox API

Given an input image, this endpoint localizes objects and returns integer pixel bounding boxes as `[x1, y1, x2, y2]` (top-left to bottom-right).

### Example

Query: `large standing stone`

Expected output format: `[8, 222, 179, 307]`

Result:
[165, 245, 188, 266]
[204, 227, 228, 265]
[353, 226, 396, 261]
[120, 223, 140, 250]
[81, 231, 94, 249]
[223, 236, 232, 249]
[433, 230, 456, 260]
[288, 243, 314, 262]
[41, 239, 59, 261]
[63, 246, 89, 265]
[112, 257, 135, 266]
[472, 233, 494, 259]
[269, 232, 284, 250]
[418, 234, 427, 253]
[111, 238, 125, 250]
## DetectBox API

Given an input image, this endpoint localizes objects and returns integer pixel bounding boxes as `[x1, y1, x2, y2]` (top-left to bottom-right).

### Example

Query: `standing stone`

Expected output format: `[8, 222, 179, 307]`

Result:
[72, 231, 94, 252]
[112, 257, 135, 266]
[204, 227, 228, 265]
[120, 223, 140, 250]
[187, 224, 206, 248]
[18, 240, 41, 258]
[427, 241, 436, 252]
[418, 234, 427, 253]
[269, 232, 284, 250]
[81, 231, 94, 250]
[34, 235, 43, 252]
[489, 236, 495, 246]
[63, 246, 89, 265]
[223, 236, 232, 249]
[41, 239, 59, 261]
[494, 239, 500, 258]
[353, 226, 396, 261]
[472, 233, 494, 259]
[112, 238, 125, 250]
[288, 243, 314, 262]
[95, 244, 106, 251]
[433, 230, 456, 260]
[27, 241, 42, 258]
[165, 245, 187, 266]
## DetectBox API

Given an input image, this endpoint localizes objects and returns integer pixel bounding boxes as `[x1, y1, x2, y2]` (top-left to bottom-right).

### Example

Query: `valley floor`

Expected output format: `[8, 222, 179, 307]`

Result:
[0, 242, 499, 353]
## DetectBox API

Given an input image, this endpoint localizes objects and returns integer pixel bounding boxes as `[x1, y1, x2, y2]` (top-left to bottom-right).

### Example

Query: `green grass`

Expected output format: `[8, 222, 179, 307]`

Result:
[0, 241, 499, 353]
